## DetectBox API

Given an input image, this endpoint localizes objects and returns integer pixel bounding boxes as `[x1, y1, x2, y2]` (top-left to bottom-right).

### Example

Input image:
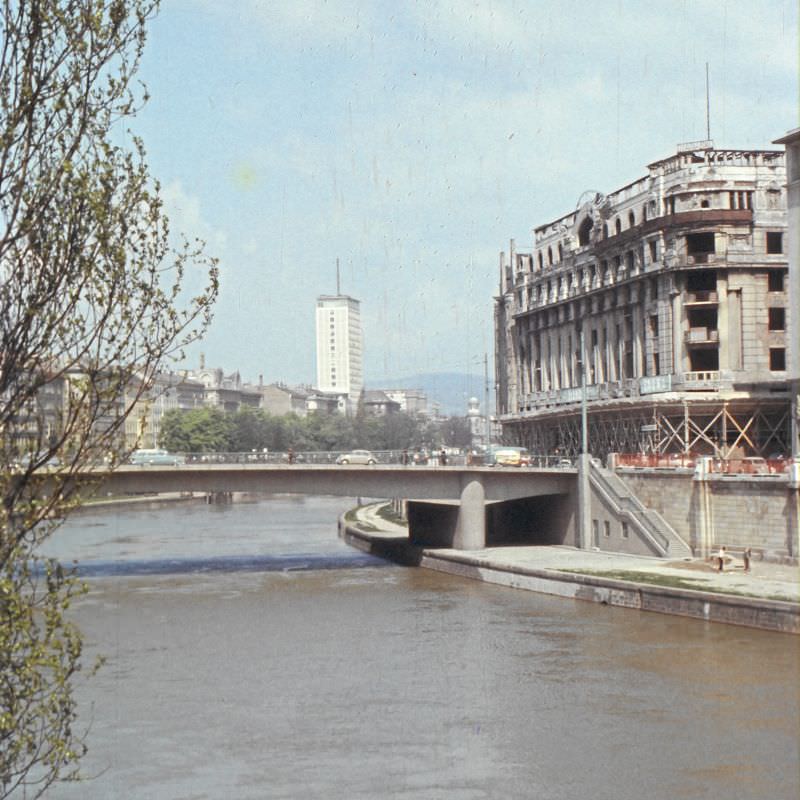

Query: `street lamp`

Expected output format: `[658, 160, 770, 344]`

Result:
[483, 352, 491, 451]
[579, 329, 588, 455]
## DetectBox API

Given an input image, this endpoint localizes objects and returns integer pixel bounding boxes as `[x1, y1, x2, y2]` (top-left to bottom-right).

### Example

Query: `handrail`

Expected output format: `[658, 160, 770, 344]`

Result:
[588, 463, 671, 554]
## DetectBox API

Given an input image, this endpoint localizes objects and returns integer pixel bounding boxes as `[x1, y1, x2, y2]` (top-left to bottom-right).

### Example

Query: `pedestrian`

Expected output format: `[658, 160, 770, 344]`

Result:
[439, 449, 447, 466]
[287, 447, 294, 465]
[400, 449, 409, 466]
[743, 547, 751, 573]
[717, 545, 726, 572]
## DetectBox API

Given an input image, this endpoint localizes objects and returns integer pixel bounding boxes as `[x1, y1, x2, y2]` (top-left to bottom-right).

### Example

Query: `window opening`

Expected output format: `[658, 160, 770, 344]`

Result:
[769, 348, 786, 371]
[686, 270, 716, 292]
[689, 349, 718, 372]
[578, 217, 593, 246]
[768, 270, 785, 292]
[766, 232, 783, 254]
[686, 232, 715, 256]
[768, 308, 785, 331]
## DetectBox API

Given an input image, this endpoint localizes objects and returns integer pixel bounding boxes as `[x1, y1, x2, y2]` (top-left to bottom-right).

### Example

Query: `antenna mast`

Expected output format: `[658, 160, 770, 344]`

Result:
[336, 258, 340, 295]
[705, 62, 711, 141]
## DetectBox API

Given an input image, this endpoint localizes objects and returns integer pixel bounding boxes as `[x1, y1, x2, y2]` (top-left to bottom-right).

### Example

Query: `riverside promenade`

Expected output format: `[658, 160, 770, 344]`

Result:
[342, 503, 800, 634]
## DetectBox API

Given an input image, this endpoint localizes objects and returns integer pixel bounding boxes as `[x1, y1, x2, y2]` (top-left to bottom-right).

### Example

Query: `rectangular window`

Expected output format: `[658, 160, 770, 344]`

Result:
[686, 232, 715, 255]
[768, 308, 785, 331]
[592, 519, 599, 547]
[621, 522, 629, 539]
[768, 271, 785, 292]
[766, 232, 783, 254]
[729, 191, 753, 209]
[603, 521, 611, 538]
[770, 348, 786, 371]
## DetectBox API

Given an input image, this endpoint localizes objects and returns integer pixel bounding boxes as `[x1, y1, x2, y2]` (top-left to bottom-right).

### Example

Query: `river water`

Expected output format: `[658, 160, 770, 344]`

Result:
[39, 495, 799, 800]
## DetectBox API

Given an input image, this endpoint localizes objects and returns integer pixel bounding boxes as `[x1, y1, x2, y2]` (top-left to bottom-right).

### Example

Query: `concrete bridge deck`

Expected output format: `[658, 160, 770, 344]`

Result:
[92, 464, 575, 503]
[80, 463, 577, 552]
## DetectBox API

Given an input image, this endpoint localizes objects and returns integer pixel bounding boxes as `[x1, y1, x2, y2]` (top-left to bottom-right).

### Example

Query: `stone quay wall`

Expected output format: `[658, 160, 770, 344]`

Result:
[617, 470, 798, 562]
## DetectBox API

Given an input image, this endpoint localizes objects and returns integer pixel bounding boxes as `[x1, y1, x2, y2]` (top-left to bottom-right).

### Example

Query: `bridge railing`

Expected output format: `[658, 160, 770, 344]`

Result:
[175, 451, 576, 468]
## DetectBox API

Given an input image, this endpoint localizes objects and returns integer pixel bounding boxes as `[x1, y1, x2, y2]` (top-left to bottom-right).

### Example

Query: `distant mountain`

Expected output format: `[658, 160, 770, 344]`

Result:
[371, 372, 489, 416]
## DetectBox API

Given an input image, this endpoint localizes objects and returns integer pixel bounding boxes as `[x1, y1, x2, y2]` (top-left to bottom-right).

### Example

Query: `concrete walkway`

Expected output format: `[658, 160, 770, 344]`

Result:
[354, 502, 800, 604]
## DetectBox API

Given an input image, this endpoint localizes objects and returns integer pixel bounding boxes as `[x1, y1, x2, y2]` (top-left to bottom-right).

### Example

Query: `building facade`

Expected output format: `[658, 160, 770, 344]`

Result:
[774, 129, 800, 459]
[315, 294, 363, 412]
[381, 388, 428, 415]
[495, 143, 790, 459]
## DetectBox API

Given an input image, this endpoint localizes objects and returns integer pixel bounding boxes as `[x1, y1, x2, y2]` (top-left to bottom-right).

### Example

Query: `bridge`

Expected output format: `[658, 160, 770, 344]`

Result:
[89, 463, 579, 550]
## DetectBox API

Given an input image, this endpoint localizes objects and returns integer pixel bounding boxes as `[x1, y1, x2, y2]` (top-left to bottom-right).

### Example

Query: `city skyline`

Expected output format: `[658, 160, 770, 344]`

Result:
[130, 1, 797, 386]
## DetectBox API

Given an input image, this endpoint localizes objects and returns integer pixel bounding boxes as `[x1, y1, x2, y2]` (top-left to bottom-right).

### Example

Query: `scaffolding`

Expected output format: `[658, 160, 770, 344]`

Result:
[502, 399, 791, 460]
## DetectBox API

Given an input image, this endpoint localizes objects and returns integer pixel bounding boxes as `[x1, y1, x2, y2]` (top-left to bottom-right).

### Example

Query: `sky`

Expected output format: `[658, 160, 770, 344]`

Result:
[129, 0, 799, 389]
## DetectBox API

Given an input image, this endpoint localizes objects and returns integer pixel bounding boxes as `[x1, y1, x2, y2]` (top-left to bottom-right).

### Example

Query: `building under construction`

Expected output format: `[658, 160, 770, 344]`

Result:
[494, 142, 791, 459]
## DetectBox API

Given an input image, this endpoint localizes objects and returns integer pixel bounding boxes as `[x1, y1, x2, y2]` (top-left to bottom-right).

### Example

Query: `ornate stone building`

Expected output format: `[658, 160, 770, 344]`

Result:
[494, 142, 790, 459]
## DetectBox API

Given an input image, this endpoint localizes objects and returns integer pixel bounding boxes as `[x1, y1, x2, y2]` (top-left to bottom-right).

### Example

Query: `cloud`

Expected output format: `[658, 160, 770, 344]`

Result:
[161, 180, 228, 258]
[145, 0, 797, 384]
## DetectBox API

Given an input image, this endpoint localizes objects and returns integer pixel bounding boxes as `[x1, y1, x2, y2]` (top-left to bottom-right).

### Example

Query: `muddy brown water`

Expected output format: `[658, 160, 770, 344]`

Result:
[37, 496, 799, 800]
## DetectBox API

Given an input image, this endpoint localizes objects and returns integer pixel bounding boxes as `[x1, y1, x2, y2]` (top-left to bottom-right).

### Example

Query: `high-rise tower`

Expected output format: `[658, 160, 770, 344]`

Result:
[315, 294, 363, 412]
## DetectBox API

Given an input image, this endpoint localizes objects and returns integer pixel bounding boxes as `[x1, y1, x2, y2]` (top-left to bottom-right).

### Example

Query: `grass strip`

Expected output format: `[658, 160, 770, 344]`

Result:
[556, 569, 796, 603]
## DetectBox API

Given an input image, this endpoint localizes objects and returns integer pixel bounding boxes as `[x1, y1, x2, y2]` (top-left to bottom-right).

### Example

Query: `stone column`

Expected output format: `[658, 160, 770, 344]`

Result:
[671, 287, 683, 374]
[577, 453, 592, 549]
[453, 479, 486, 550]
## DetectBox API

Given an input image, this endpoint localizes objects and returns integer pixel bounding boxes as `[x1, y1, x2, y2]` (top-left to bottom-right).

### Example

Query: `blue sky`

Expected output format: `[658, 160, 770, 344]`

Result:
[130, 0, 798, 388]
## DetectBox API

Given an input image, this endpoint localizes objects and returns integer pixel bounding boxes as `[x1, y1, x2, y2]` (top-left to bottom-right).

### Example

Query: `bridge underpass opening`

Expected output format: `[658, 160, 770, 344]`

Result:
[486, 495, 572, 547]
[407, 502, 462, 548]
[406, 492, 573, 550]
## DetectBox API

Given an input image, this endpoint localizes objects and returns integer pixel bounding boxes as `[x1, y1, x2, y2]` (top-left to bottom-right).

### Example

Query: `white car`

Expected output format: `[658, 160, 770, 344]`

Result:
[335, 449, 377, 465]
[130, 449, 184, 466]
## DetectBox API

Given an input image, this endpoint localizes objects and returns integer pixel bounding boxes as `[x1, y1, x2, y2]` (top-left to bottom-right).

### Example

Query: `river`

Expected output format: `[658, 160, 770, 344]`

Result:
[38, 495, 799, 800]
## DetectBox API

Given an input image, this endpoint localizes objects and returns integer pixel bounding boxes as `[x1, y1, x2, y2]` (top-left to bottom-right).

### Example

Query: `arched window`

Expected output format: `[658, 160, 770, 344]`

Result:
[547, 247, 553, 266]
[538, 252, 543, 270]
[603, 223, 609, 239]
[578, 217, 593, 246]
[628, 211, 635, 228]
[557, 242, 563, 261]
[642, 203, 648, 222]
[615, 218, 622, 235]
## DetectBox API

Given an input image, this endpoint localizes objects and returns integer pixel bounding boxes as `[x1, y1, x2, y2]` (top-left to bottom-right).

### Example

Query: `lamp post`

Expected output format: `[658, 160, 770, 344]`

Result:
[577, 327, 592, 550]
[580, 329, 588, 455]
[483, 352, 491, 450]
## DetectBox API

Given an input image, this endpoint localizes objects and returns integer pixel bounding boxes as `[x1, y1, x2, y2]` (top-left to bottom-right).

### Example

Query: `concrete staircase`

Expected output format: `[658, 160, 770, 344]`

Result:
[589, 462, 693, 558]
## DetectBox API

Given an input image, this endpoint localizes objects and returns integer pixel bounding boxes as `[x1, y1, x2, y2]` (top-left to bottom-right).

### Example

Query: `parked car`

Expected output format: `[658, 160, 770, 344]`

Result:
[335, 449, 377, 465]
[130, 449, 184, 466]
[488, 446, 530, 467]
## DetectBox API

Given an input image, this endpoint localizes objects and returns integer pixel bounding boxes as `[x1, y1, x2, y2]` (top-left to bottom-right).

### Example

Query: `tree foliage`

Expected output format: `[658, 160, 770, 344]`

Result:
[158, 407, 470, 455]
[0, 1, 218, 796]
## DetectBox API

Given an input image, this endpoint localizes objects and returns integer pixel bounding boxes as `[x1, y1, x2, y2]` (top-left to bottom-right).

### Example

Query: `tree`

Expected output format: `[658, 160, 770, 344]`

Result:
[159, 407, 233, 454]
[439, 416, 473, 449]
[0, 2, 218, 796]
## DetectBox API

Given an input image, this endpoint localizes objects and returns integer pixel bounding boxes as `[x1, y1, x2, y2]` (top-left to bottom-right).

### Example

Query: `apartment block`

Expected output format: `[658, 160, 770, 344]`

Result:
[494, 142, 790, 458]
[315, 294, 363, 412]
